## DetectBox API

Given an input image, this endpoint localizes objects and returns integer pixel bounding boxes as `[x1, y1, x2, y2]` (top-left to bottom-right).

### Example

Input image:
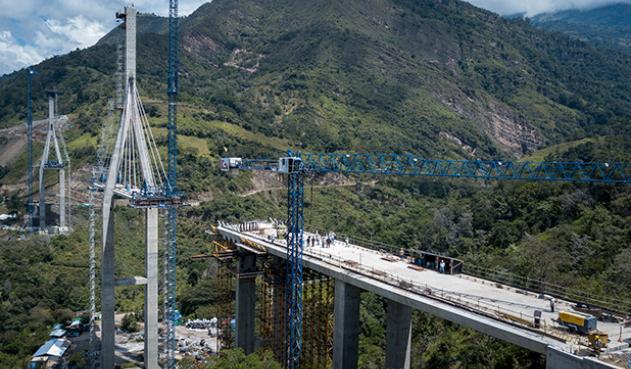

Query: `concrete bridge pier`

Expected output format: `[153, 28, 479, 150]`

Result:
[386, 300, 412, 369]
[236, 253, 257, 354]
[144, 208, 159, 369]
[101, 205, 116, 369]
[333, 280, 361, 369]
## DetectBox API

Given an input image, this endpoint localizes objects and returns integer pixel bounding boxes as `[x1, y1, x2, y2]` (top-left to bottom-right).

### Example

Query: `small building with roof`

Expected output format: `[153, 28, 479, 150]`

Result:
[27, 338, 70, 369]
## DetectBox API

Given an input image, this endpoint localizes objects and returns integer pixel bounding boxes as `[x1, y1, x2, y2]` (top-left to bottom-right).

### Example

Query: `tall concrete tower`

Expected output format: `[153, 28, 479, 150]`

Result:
[38, 90, 67, 233]
[101, 6, 160, 369]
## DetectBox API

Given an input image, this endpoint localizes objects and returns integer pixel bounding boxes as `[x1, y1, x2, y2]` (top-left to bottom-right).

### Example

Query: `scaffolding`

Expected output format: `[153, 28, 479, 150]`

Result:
[259, 260, 333, 369]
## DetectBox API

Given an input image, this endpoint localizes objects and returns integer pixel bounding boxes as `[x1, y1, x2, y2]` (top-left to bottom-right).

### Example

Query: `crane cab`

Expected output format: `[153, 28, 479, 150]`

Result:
[220, 158, 243, 172]
[278, 157, 302, 173]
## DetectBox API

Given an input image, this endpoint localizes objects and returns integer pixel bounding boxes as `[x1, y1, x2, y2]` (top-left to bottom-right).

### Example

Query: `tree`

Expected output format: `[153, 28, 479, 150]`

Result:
[179, 349, 282, 369]
[121, 313, 139, 333]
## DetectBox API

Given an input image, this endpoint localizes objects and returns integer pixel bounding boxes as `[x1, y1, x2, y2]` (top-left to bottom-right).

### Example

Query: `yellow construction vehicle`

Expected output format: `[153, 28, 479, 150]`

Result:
[558, 311, 597, 334]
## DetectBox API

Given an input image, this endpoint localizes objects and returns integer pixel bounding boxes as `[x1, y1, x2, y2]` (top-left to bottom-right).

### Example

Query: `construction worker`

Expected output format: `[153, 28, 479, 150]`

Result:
[439, 259, 446, 274]
[593, 335, 602, 352]
[550, 298, 555, 313]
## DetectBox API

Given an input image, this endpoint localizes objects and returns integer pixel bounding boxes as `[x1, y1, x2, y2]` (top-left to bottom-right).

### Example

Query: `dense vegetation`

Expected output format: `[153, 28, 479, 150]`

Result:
[0, 0, 630, 368]
[179, 349, 282, 369]
[532, 3, 631, 52]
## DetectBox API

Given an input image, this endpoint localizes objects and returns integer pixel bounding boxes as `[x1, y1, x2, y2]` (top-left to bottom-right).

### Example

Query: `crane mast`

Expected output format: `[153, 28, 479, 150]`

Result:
[165, 1, 180, 368]
[26, 68, 35, 233]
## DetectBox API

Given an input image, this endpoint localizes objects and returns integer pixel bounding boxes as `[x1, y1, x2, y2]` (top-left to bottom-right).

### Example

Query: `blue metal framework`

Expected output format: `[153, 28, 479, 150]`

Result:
[226, 151, 630, 368]
[44, 160, 65, 169]
[301, 153, 631, 184]
[165, 1, 180, 368]
[285, 161, 305, 369]
[27, 68, 36, 233]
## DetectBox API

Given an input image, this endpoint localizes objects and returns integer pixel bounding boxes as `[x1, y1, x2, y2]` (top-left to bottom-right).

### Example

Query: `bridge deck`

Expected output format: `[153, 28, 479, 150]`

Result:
[305, 239, 630, 347]
[217, 221, 631, 366]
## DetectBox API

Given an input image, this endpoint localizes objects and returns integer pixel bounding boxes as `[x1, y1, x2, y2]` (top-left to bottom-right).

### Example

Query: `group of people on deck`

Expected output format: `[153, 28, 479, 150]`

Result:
[306, 231, 342, 248]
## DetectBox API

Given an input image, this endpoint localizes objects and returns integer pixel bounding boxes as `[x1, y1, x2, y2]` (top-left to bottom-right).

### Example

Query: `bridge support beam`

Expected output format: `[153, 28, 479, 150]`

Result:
[101, 206, 115, 369]
[333, 280, 360, 369]
[386, 300, 412, 369]
[236, 253, 257, 354]
[546, 346, 619, 369]
[144, 208, 159, 369]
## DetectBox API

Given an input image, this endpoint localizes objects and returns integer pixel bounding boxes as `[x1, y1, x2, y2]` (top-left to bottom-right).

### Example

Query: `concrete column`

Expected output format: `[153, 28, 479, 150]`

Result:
[101, 205, 115, 369]
[236, 253, 257, 354]
[144, 208, 159, 369]
[125, 7, 136, 82]
[38, 172, 46, 232]
[333, 280, 361, 369]
[59, 168, 65, 229]
[38, 93, 55, 232]
[386, 300, 412, 369]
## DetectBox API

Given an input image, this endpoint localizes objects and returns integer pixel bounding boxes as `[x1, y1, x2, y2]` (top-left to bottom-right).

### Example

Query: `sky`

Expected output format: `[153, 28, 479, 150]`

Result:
[0, 0, 210, 76]
[466, 0, 631, 16]
[0, 0, 630, 76]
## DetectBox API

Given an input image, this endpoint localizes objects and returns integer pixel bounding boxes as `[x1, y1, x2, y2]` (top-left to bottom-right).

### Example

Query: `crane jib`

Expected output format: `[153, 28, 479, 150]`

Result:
[227, 153, 631, 185]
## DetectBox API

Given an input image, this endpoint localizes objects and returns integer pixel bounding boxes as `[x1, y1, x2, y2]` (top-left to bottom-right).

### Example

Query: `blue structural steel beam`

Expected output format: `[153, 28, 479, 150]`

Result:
[285, 163, 305, 369]
[300, 153, 631, 184]
[241, 154, 630, 184]
[226, 151, 630, 369]
[165, 1, 180, 368]
[26, 68, 36, 233]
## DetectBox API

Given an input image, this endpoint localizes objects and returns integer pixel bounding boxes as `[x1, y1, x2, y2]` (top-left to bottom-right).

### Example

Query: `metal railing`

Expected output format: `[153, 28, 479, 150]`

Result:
[306, 228, 631, 317]
[463, 264, 631, 316]
[302, 246, 563, 341]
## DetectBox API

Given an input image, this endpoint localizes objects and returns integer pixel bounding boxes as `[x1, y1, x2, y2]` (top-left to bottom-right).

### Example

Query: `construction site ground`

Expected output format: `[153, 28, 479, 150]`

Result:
[93, 313, 220, 367]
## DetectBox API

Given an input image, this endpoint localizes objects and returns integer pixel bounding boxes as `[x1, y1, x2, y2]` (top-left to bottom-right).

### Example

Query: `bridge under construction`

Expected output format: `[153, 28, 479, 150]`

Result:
[14, 0, 631, 368]
[216, 220, 631, 369]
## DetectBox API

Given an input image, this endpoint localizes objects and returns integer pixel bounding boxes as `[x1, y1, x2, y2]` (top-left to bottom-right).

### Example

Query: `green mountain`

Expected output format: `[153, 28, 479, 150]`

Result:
[531, 3, 631, 51]
[2, 0, 631, 165]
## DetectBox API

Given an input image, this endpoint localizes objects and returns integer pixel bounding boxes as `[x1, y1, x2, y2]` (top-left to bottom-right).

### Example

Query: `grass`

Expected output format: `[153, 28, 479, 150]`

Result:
[524, 137, 603, 161]
[207, 120, 291, 149]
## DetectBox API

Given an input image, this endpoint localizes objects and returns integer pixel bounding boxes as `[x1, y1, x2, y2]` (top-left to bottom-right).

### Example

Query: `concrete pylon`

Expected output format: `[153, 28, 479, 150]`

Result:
[236, 253, 257, 354]
[38, 91, 66, 233]
[333, 280, 361, 369]
[101, 6, 159, 369]
[145, 208, 159, 369]
[385, 300, 412, 369]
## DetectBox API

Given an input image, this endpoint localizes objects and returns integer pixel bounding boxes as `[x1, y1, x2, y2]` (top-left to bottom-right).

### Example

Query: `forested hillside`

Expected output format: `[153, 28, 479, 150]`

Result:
[532, 3, 631, 51]
[0, 0, 630, 368]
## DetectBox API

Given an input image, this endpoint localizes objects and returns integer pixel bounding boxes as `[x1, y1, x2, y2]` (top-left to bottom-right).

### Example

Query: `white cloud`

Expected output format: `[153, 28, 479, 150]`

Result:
[0, 0, 210, 75]
[465, 0, 631, 16]
[0, 30, 43, 75]
[44, 16, 109, 49]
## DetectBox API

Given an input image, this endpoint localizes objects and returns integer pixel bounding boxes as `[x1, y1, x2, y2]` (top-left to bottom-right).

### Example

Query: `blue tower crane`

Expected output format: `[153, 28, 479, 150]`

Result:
[26, 68, 36, 233]
[165, 0, 180, 368]
[221, 151, 631, 369]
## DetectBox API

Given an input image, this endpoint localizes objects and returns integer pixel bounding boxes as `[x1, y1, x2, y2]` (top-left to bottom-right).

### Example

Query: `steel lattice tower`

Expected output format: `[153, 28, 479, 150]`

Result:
[165, 1, 180, 368]
[285, 158, 305, 369]
[26, 68, 35, 233]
